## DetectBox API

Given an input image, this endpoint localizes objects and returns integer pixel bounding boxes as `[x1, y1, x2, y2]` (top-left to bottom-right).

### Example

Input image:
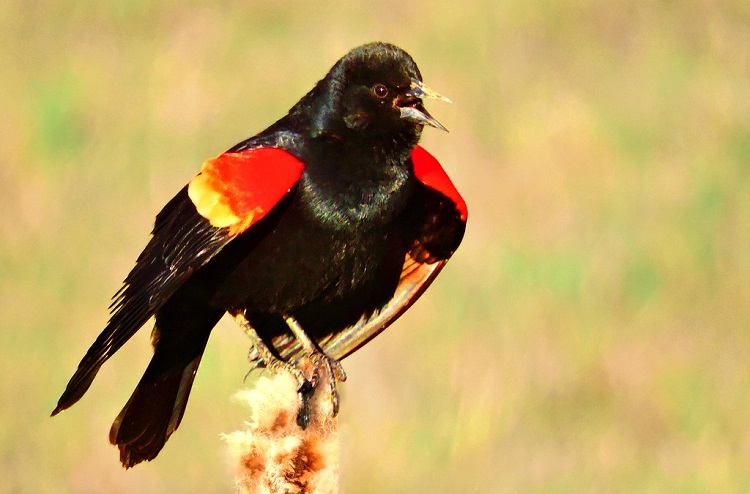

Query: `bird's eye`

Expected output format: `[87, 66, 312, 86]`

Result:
[373, 84, 388, 99]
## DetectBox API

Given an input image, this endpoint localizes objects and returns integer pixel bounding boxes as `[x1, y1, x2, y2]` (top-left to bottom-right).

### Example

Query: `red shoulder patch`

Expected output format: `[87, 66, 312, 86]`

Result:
[411, 146, 468, 221]
[188, 148, 304, 236]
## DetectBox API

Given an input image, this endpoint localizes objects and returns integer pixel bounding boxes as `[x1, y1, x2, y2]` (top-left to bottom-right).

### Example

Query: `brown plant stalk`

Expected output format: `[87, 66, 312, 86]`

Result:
[223, 360, 339, 494]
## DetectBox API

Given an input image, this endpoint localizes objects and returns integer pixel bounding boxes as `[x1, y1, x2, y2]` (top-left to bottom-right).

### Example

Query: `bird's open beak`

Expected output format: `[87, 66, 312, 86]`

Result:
[398, 78, 451, 132]
[406, 78, 452, 103]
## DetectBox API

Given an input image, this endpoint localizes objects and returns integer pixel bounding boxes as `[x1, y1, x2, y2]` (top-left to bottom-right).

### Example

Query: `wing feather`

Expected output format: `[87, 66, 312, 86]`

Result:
[53, 146, 305, 414]
[321, 255, 447, 360]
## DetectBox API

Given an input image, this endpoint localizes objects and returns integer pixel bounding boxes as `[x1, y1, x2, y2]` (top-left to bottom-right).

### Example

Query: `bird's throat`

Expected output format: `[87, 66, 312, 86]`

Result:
[299, 140, 415, 229]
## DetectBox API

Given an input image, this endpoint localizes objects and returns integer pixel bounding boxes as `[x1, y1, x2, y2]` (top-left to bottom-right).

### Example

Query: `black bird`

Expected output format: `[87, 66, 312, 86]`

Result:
[52, 42, 467, 468]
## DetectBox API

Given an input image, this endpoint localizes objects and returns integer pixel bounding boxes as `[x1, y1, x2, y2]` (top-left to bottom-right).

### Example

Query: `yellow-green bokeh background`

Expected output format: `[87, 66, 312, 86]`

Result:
[3, 1, 750, 492]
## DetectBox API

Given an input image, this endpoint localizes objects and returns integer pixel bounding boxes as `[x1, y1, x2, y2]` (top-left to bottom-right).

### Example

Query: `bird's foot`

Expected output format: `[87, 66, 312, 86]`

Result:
[304, 350, 347, 419]
[234, 312, 347, 429]
[234, 312, 315, 406]
[283, 315, 347, 426]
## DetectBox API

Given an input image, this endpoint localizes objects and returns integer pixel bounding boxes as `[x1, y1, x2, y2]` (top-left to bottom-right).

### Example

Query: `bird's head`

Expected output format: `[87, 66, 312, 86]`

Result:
[309, 43, 450, 142]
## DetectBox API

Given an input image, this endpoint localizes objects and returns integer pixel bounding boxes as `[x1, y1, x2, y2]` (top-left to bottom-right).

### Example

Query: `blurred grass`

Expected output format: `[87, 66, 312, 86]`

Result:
[2, 0, 750, 492]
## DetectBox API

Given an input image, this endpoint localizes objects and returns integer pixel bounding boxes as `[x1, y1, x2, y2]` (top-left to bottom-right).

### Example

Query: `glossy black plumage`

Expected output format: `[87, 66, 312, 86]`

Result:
[53, 42, 466, 468]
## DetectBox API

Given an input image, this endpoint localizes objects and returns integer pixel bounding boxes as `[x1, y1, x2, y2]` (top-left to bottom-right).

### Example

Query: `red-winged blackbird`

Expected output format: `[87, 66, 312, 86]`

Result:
[52, 42, 467, 468]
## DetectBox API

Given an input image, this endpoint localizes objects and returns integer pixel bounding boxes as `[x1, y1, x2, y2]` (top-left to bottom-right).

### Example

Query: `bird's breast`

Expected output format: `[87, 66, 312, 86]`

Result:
[298, 161, 414, 230]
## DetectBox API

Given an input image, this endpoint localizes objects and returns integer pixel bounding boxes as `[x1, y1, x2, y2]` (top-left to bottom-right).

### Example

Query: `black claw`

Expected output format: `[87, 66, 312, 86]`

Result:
[297, 379, 314, 396]
[296, 379, 314, 429]
[297, 390, 313, 429]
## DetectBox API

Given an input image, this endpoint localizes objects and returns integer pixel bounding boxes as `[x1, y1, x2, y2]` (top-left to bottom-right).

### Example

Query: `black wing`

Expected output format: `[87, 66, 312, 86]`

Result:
[53, 187, 232, 414]
[53, 132, 306, 414]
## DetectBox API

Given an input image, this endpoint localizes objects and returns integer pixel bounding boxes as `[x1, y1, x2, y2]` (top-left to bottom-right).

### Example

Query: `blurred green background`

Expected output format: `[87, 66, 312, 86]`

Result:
[3, 0, 750, 492]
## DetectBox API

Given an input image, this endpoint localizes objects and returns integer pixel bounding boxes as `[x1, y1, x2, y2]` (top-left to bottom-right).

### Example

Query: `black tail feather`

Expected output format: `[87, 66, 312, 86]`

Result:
[106, 281, 222, 468]
[109, 355, 203, 468]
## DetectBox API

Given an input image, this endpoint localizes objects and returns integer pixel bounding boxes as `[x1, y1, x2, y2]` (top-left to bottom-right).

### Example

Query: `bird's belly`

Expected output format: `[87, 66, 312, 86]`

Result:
[211, 203, 406, 321]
